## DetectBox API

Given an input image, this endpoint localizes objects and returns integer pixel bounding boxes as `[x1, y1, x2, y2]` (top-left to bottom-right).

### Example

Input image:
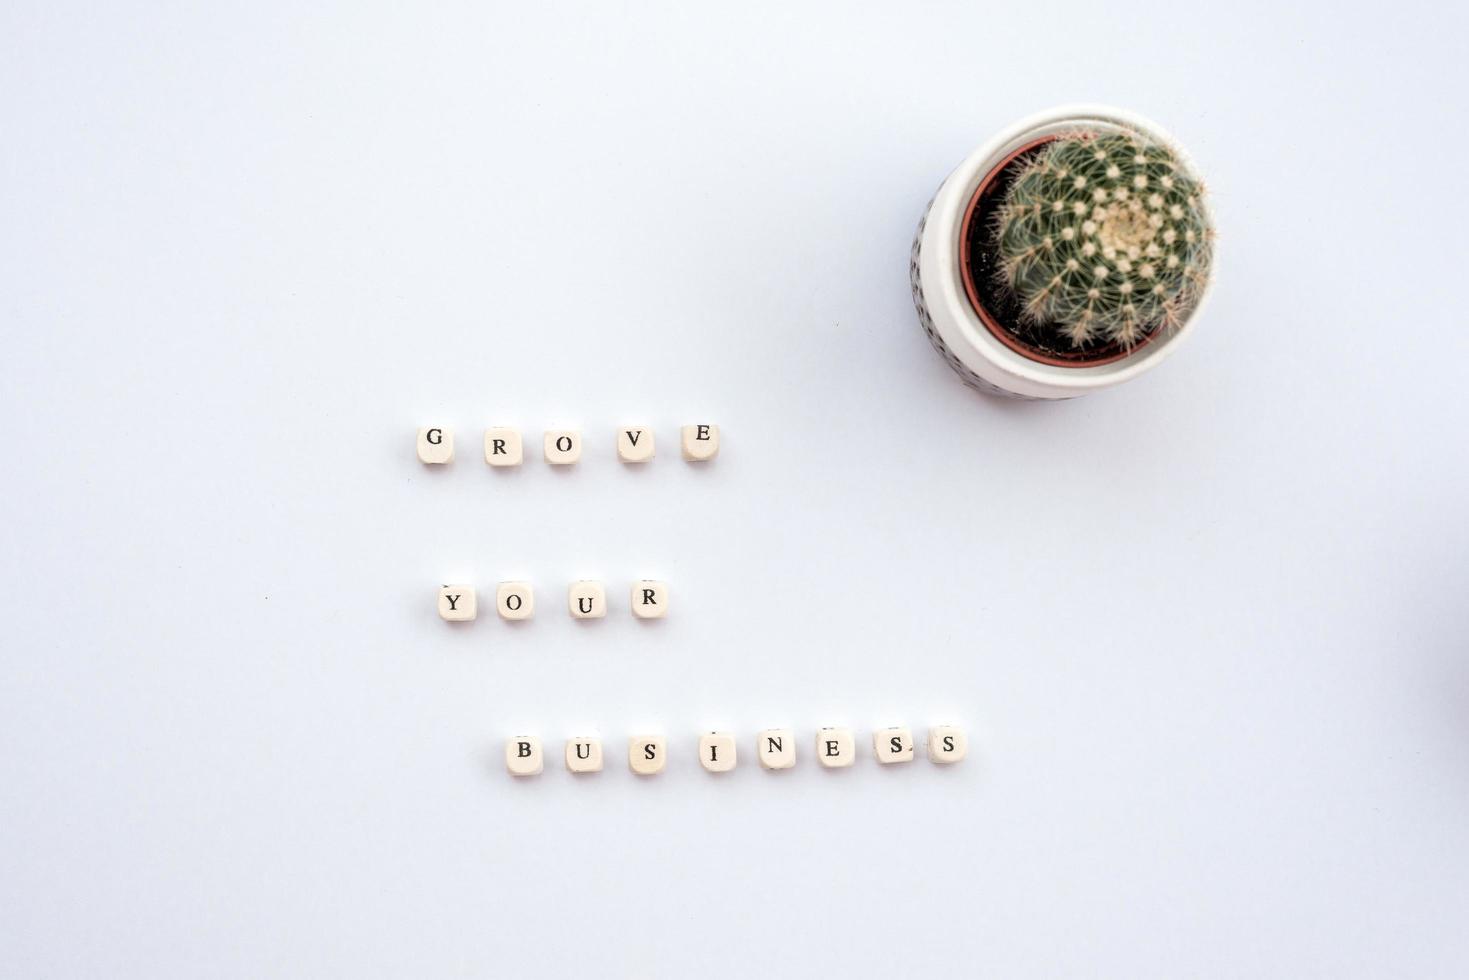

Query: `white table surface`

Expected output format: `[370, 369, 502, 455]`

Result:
[3, 2, 1466, 976]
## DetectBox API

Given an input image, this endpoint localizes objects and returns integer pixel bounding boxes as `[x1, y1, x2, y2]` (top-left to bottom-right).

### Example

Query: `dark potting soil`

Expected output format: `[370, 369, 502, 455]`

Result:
[963, 144, 1135, 365]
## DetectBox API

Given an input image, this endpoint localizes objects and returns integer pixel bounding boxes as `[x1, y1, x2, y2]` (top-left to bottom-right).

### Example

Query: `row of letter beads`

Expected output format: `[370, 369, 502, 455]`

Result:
[506, 726, 968, 775]
[439, 581, 668, 621]
[416, 425, 719, 465]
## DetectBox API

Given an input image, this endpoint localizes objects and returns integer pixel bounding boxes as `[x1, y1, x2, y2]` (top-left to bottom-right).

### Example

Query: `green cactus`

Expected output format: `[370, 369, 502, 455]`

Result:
[994, 129, 1213, 349]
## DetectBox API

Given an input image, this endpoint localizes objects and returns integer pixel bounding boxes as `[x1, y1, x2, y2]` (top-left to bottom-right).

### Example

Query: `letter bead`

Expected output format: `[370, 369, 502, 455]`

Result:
[417, 426, 454, 464]
[544, 429, 582, 465]
[568, 581, 607, 619]
[505, 735, 543, 776]
[927, 725, 968, 764]
[680, 423, 720, 461]
[496, 581, 534, 620]
[484, 427, 523, 467]
[873, 727, 915, 764]
[628, 735, 666, 775]
[699, 732, 737, 772]
[617, 426, 655, 463]
[757, 729, 795, 770]
[630, 580, 668, 619]
[816, 727, 855, 768]
[565, 737, 603, 773]
[437, 584, 476, 622]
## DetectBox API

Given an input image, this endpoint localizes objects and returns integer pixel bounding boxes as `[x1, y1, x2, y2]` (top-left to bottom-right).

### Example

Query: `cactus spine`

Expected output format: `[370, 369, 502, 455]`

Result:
[995, 129, 1213, 349]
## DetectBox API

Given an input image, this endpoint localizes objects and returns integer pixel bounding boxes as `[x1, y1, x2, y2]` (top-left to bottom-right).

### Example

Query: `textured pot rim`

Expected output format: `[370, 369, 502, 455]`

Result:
[919, 104, 1216, 398]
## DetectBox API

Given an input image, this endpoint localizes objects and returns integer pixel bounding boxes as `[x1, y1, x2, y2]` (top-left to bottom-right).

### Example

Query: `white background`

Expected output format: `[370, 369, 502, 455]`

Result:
[2, 2, 1466, 976]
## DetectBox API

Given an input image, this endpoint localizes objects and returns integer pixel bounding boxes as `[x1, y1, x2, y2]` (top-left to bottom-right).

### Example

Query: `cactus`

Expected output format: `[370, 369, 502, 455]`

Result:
[994, 129, 1213, 349]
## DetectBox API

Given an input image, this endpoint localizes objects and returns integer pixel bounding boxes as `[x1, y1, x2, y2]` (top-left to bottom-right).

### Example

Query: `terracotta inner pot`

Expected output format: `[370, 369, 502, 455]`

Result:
[958, 136, 1161, 368]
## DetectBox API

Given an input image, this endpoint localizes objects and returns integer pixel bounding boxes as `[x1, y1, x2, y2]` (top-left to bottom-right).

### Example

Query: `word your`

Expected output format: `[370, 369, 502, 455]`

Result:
[438, 580, 668, 622]
[416, 424, 720, 466]
[505, 725, 969, 776]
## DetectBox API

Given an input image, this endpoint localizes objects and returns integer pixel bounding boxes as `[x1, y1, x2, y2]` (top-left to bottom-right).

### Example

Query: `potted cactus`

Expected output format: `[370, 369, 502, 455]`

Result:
[911, 106, 1215, 399]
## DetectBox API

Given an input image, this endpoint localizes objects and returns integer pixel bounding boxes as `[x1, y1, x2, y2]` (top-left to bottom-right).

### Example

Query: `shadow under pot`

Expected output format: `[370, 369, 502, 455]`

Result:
[911, 105, 1216, 400]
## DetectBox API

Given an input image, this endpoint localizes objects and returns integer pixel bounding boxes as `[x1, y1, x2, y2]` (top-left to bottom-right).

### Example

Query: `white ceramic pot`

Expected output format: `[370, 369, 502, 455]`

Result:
[910, 105, 1216, 399]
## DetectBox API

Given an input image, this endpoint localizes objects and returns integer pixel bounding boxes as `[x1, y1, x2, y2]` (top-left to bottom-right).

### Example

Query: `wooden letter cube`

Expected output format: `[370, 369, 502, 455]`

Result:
[496, 581, 534, 620]
[617, 426, 654, 463]
[757, 729, 795, 770]
[565, 737, 603, 773]
[630, 580, 668, 619]
[873, 727, 915, 764]
[417, 427, 454, 464]
[437, 584, 476, 622]
[568, 581, 606, 619]
[484, 427, 523, 466]
[505, 735, 543, 776]
[628, 735, 666, 775]
[816, 727, 855, 768]
[927, 725, 968, 764]
[680, 423, 720, 461]
[699, 732, 736, 772]
[544, 429, 582, 465]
